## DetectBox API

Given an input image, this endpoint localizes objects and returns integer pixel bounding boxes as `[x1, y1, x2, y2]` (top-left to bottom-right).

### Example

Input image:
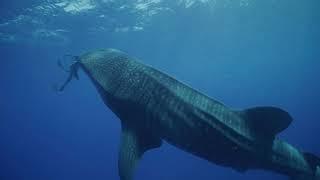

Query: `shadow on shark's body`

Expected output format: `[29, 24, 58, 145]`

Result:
[59, 48, 320, 180]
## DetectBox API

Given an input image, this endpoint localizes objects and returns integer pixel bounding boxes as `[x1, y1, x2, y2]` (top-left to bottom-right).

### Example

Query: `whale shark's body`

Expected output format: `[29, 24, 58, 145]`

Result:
[61, 49, 320, 180]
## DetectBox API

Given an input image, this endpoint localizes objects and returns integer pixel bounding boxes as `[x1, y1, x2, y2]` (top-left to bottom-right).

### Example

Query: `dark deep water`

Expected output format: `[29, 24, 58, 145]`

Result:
[1, 0, 319, 179]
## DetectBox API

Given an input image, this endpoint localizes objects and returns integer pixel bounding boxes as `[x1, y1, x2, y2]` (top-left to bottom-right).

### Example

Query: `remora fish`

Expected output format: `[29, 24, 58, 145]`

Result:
[59, 48, 320, 180]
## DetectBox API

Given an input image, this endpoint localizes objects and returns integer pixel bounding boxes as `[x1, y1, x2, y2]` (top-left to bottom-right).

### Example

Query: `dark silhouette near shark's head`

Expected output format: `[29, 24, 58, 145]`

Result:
[59, 48, 320, 180]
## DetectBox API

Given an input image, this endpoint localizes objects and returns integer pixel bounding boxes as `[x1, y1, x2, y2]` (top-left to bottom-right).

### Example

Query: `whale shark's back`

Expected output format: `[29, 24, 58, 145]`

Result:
[293, 153, 320, 180]
[78, 48, 292, 142]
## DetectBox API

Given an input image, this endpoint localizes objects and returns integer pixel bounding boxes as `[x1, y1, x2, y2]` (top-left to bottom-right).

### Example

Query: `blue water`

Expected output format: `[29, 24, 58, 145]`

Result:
[1, 0, 319, 179]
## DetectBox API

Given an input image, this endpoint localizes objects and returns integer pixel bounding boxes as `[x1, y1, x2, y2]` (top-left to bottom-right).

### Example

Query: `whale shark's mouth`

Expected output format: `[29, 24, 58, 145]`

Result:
[57, 55, 81, 92]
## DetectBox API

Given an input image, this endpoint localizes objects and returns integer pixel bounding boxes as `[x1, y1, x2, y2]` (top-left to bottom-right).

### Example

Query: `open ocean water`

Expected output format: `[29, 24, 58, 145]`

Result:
[0, 0, 319, 180]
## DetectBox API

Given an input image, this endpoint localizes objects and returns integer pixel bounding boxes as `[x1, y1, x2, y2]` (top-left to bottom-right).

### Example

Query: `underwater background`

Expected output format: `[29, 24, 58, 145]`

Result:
[0, 0, 319, 179]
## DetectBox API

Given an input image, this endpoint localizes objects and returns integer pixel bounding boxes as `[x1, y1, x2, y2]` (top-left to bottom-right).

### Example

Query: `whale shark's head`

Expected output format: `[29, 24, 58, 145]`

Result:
[78, 48, 130, 94]
[57, 48, 130, 95]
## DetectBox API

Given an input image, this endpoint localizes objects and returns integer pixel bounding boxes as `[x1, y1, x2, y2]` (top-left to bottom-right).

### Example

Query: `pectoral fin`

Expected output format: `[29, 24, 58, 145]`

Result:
[118, 125, 162, 180]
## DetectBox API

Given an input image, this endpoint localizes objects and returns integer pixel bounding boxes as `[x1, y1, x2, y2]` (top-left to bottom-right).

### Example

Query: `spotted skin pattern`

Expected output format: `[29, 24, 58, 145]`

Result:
[75, 49, 320, 180]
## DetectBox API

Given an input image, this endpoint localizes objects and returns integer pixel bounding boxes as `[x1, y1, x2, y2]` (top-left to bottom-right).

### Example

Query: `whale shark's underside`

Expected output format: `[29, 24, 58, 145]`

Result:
[59, 49, 320, 180]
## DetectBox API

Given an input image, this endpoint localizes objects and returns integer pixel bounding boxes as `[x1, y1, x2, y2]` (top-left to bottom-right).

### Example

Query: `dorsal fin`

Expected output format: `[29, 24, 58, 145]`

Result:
[239, 107, 293, 138]
[118, 124, 162, 180]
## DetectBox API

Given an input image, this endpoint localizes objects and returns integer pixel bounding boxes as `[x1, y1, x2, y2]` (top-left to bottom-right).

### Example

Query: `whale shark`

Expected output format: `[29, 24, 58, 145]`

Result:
[59, 48, 320, 180]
